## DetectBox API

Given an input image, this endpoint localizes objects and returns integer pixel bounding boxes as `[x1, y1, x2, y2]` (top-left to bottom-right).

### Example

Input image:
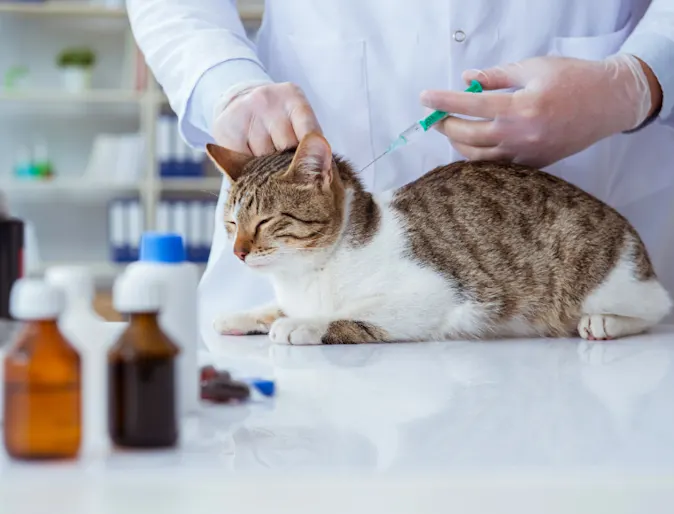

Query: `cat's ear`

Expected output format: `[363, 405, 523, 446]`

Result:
[285, 132, 334, 188]
[206, 143, 253, 183]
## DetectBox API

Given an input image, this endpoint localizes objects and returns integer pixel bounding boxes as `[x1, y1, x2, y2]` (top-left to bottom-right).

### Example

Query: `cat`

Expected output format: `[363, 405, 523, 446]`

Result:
[205, 132, 672, 345]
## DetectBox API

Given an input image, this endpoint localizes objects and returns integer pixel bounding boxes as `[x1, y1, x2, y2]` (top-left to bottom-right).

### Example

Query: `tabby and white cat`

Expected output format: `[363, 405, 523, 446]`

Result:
[206, 133, 671, 345]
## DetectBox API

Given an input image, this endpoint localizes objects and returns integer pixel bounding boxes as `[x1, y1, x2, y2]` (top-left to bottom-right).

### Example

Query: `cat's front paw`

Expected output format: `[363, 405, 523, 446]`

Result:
[269, 318, 329, 345]
[213, 312, 272, 336]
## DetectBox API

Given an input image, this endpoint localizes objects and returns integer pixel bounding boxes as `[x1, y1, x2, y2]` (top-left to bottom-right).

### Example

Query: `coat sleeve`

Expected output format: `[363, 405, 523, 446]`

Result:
[621, 0, 674, 128]
[127, 0, 272, 147]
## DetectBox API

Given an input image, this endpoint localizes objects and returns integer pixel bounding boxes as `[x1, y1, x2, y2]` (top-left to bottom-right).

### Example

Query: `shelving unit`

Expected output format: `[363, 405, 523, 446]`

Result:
[0, 89, 148, 103]
[0, 1, 263, 279]
[0, 1, 126, 17]
[0, 177, 142, 193]
[0, 1, 265, 19]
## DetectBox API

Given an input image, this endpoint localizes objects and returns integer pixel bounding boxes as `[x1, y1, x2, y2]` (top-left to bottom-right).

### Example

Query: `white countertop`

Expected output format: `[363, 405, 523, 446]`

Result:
[2, 327, 674, 513]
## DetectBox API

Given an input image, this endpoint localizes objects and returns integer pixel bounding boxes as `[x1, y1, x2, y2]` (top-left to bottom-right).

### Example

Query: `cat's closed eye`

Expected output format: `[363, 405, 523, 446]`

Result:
[224, 221, 236, 234]
[253, 217, 273, 238]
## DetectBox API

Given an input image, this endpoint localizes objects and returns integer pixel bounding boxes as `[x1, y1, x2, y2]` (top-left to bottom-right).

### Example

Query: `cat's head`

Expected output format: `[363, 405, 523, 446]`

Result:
[206, 133, 352, 273]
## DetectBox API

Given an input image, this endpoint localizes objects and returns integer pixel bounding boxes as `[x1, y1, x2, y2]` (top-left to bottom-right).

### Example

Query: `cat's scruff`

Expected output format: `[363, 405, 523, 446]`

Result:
[206, 133, 671, 344]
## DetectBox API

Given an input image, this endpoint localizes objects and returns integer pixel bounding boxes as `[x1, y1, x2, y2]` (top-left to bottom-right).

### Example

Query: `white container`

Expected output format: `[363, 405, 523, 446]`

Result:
[109, 200, 126, 260]
[188, 202, 202, 258]
[45, 265, 104, 331]
[173, 201, 189, 244]
[127, 201, 143, 260]
[60, 67, 92, 93]
[156, 115, 173, 165]
[124, 232, 199, 415]
[44, 265, 126, 455]
[157, 201, 171, 233]
[174, 122, 189, 170]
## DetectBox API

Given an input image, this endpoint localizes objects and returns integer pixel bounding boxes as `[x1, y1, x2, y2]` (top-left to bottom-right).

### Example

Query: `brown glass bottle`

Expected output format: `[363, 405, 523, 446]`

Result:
[108, 310, 180, 448]
[3, 281, 81, 460]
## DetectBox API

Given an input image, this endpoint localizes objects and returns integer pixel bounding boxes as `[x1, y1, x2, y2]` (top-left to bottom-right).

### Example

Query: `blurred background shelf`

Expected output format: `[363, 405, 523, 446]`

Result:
[30, 259, 206, 281]
[159, 177, 222, 192]
[0, 0, 263, 282]
[33, 259, 125, 277]
[0, 177, 223, 198]
[0, 1, 263, 21]
[0, 89, 146, 103]
[0, 178, 142, 194]
[0, 1, 126, 17]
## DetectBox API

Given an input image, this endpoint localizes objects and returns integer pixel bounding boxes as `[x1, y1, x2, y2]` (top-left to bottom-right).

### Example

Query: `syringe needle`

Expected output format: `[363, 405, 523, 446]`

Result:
[359, 150, 389, 173]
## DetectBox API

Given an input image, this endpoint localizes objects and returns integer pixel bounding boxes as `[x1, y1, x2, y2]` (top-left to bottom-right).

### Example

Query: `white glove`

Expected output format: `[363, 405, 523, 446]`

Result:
[421, 54, 657, 168]
[212, 82, 321, 156]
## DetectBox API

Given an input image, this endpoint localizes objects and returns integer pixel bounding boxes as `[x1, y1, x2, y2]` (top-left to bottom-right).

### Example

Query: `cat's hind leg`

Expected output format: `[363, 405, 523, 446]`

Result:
[577, 314, 657, 341]
[579, 242, 672, 340]
[214, 304, 283, 336]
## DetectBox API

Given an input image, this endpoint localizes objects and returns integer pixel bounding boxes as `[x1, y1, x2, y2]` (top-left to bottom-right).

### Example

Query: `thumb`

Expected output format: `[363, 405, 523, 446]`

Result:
[463, 63, 527, 91]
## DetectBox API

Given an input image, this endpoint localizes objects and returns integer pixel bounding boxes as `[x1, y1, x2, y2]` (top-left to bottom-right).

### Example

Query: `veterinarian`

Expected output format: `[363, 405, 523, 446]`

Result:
[127, 0, 674, 337]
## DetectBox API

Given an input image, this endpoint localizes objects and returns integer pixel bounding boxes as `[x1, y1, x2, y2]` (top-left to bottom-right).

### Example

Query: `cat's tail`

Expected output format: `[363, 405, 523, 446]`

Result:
[578, 232, 672, 340]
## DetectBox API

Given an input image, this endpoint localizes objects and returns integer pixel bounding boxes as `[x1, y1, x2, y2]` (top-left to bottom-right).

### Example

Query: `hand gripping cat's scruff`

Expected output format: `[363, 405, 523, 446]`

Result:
[206, 133, 671, 345]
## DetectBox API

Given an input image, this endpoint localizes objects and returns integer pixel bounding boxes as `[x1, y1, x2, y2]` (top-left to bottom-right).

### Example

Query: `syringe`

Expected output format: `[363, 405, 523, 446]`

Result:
[359, 80, 483, 172]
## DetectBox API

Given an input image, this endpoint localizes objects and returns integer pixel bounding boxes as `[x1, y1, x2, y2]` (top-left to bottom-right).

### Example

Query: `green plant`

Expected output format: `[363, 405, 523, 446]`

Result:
[56, 48, 96, 68]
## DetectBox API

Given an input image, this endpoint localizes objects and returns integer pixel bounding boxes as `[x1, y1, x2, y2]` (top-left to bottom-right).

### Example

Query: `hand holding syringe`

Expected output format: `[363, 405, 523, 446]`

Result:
[360, 80, 483, 172]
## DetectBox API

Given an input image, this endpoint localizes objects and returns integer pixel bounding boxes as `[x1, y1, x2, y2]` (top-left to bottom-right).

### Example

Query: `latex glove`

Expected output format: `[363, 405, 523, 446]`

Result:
[212, 82, 321, 156]
[421, 54, 654, 168]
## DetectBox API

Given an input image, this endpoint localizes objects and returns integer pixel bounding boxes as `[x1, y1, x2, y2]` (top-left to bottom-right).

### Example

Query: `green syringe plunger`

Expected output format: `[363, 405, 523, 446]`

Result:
[419, 79, 483, 131]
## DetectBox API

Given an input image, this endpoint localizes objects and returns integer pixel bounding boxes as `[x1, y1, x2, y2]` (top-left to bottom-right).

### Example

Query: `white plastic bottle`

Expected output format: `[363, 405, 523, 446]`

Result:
[44, 265, 127, 347]
[44, 265, 126, 454]
[124, 232, 199, 415]
[44, 265, 104, 332]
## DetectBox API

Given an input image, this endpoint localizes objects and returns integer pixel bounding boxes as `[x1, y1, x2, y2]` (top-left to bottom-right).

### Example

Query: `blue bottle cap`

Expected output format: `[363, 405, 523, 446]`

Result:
[248, 378, 275, 397]
[139, 232, 186, 263]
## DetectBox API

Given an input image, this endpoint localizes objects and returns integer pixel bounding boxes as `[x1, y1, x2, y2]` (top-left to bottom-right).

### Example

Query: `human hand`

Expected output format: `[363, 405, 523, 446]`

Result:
[212, 82, 321, 156]
[421, 54, 656, 168]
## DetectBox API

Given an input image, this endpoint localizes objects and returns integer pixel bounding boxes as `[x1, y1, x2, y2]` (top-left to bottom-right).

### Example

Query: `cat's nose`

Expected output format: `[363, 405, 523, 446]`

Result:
[234, 249, 249, 262]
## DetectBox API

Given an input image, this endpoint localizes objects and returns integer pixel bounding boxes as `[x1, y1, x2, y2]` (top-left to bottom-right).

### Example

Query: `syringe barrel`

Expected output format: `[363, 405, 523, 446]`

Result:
[399, 122, 425, 143]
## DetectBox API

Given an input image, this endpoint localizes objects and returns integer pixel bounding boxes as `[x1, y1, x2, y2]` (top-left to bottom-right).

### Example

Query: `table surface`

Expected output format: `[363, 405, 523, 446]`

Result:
[2, 327, 674, 513]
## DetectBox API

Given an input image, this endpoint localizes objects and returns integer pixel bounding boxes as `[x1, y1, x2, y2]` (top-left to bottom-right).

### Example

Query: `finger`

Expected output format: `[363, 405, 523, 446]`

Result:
[462, 62, 527, 90]
[288, 102, 322, 140]
[435, 116, 501, 147]
[451, 141, 512, 162]
[212, 110, 254, 155]
[246, 114, 275, 156]
[268, 117, 299, 151]
[420, 89, 513, 119]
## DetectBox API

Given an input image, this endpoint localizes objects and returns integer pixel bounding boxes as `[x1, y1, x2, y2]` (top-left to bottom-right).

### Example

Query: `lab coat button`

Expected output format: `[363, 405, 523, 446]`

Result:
[453, 30, 466, 43]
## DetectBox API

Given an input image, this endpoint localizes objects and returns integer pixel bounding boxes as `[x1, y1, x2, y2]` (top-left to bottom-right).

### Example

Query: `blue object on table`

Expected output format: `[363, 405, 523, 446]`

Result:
[247, 378, 275, 397]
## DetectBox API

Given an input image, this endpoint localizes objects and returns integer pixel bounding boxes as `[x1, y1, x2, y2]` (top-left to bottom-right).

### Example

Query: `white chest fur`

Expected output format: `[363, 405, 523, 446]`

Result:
[270, 195, 464, 338]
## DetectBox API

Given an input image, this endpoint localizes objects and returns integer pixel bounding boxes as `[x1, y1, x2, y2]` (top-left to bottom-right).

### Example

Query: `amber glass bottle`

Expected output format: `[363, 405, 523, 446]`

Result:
[3, 279, 81, 460]
[108, 274, 180, 448]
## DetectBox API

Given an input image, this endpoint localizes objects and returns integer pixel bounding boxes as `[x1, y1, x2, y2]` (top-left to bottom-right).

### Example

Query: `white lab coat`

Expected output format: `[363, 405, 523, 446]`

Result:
[128, 0, 674, 342]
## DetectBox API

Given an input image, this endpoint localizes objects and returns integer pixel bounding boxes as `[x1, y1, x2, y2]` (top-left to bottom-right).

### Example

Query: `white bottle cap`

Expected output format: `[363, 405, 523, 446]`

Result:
[10, 279, 64, 320]
[45, 265, 95, 304]
[113, 273, 163, 313]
